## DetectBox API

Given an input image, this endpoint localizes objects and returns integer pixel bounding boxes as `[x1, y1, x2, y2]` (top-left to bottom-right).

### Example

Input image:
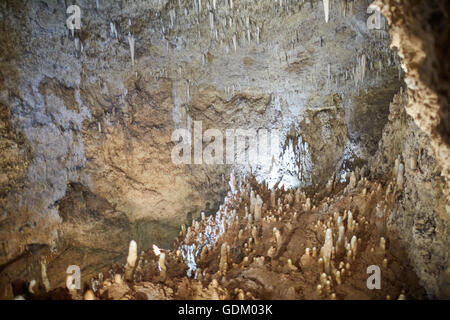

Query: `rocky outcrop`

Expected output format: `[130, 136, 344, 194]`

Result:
[375, 0, 450, 199]
[371, 0, 450, 298]
[370, 92, 449, 298]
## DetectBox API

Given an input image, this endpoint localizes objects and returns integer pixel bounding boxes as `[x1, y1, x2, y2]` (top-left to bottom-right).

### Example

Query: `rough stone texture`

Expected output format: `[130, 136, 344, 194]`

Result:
[375, 0, 450, 198]
[370, 92, 449, 298]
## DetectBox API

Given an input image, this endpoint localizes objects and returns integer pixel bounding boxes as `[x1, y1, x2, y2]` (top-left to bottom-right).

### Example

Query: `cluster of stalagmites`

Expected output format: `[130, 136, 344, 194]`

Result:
[14, 163, 419, 300]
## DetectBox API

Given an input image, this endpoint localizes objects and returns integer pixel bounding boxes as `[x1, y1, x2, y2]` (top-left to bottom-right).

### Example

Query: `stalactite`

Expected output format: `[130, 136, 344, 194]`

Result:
[127, 33, 135, 66]
[323, 0, 330, 23]
[396, 163, 404, 190]
[169, 9, 176, 29]
[209, 11, 214, 30]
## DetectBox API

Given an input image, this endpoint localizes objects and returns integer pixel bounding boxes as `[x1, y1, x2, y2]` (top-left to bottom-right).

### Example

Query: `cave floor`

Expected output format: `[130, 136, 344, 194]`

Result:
[24, 175, 426, 300]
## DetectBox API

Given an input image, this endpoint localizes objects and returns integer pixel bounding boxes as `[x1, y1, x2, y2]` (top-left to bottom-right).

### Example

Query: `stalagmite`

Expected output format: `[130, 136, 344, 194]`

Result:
[346, 248, 352, 262]
[125, 240, 138, 281]
[318, 257, 324, 274]
[273, 227, 282, 247]
[200, 246, 208, 261]
[181, 224, 186, 237]
[219, 242, 228, 275]
[348, 172, 357, 189]
[321, 228, 333, 274]
[336, 225, 345, 256]
[304, 198, 311, 211]
[114, 273, 122, 284]
[350, 236, 357, 259]
[325, 280, 331, 294]
[295, 188, 301, 204]
[287, 259, 298, 271]
[254, 195, 263, 222]
[248, 212, 253, 225]
[40, 260, 51, 292]
[84, 289, 95, 300]
[316, 284, 323, 295]
[335, 271, 342, 285]
[347, 211, 353, 234]
[250, 190, 256, 214]
[379, 237, 386, 254]
[320, 273, 328, 286]
[301, 248, 311, 267]
[326, 178, 334, 193]
[270, 189, 276, 208]
[229, 171, 237, 194]
[28, 280, 36, 294]
[251, 226, 258, 244]
[195, 268, 202, 280]
[267, 246, 276, 258]
[159, 252, 167, 280]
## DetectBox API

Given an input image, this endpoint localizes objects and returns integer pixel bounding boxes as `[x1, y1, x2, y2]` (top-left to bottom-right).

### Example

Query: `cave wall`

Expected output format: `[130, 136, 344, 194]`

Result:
[370, 92, 449, 298]
[371, 0, 450, 298]
[375, 0, 450, 195]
